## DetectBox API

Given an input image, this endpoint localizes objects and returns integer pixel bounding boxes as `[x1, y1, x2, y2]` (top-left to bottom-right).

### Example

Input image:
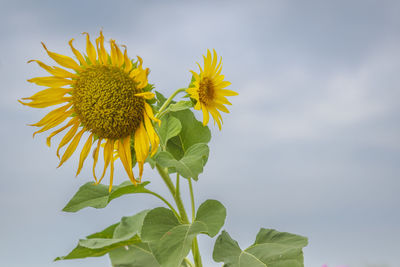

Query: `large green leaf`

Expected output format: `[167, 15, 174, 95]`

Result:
[166, 109, 211, 160]
[55, 210, 149, 261]
[195, 199, 226, 237]
[213, 229, 308, 267]
[141, 200, 226, 267]
[156, 143, 209, 180]
[156, 114, 182, 149]
[62, 181, 150, 212]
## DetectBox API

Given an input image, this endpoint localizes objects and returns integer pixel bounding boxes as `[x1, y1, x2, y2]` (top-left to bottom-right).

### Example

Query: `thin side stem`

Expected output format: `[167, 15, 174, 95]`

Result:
[188, 178, 203, 267]
[142, 189, 180, 220]
[155, 87, 187, 119]
[188, 178, 196, 222]
[156, 163, 190, 224]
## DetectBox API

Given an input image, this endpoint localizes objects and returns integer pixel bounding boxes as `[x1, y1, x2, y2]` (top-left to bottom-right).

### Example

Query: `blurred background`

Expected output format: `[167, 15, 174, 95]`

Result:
[1, 1, 399, 266]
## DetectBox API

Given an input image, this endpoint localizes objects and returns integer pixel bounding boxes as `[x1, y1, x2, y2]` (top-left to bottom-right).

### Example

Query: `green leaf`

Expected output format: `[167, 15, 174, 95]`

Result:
[213, 229, 308, 267]
[168, 100, 193, 112]
[109, 243, 161, 267]
[62, 181, 150, 213]
[195, 199, 226, 237]
[141, 200, 226, 267]
[55, 210, 149, 261]
[166, 109, 211, 160]
[156, 114, 182, 148]
[156, 143, 209, 180]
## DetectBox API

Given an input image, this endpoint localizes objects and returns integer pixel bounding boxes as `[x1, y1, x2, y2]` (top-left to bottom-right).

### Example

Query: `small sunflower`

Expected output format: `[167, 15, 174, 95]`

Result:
[20, 31, 160, 191]
[186, 49, 238, 130]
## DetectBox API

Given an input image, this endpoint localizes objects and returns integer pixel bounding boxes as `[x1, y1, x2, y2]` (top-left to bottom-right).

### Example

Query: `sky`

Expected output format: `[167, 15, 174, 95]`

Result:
[1, 1, 399, 267]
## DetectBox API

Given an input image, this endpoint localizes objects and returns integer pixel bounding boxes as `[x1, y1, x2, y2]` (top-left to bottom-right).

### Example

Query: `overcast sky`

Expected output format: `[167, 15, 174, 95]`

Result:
[1, 1, 399, 267]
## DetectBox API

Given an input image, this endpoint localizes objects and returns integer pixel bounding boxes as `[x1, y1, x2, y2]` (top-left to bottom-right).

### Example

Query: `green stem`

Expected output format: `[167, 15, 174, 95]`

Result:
[142, 189, 180, 220]
[192, 238, 203, 267]
[156, 163, 190, 224]
[188, 178, 196, 222]
[188, 178, 203, 267]
[155, 87, 187, 119]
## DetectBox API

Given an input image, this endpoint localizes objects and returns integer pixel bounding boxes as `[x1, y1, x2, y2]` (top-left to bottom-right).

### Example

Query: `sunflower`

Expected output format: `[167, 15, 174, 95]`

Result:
[186, 49, 238, 130]
[20, 31, 160, 191]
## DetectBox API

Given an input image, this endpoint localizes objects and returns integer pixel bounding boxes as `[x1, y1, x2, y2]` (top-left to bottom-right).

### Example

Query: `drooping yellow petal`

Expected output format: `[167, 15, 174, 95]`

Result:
[69, 39, 87, 66]
[29, 102, 72, 127]
[32, 110, 73, 137]
[208, 107, 223, 130]
[215, 103, 230, 113]
[134, 121, 149, 180]
[135, 92, 155, 100]
[117, 135, 136, 184]
[143, 113, 159, 156]
[97, 139, 113, 184]
[56, 121, 79, 158]
[201, 103, 210, 126]
[57, 128, 85, 168]
[109, 157, 114, 192]
[28, 60, 76, 78]
[92, 138, 102, 182]
[46, 117, 78, 147]
[82, 32, 97, 64]
[144, 102, 160, 125]
[41, 42, 81, 71]
[97, 31, 108, 65]
[76, 133, 93, 176]
[27, 77, 73, 87]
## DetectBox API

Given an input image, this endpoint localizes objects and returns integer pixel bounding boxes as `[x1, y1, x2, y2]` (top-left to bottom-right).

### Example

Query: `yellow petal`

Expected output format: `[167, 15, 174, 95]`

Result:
[32, 110, 73, 137]
[29, 102, 72, 127]
[82, 32, 97, 64]
[28, 60, 76, 78]
[98, 31, 108, 65]
[19, 97, 71, 109]
[109, 157, 114, 192]
[57, 128, 85, 168]
[92, 138, 102, 182]
[114, 42, 124, 67]
[110, 40, 118, 66]
[208, 107, 223, 130]
[97, 139, 113, 184]
[201, 103, 210, 126]
[69, 39, 87, 66]
[46, 117, 78, 147]
[220, 89, 238, 96]
[23, 88, 72, 101]
[134, 122, 149, 179]
[41, 42, 80, 71]
[117, 135, 136, 185]
[76, 133, 93, 176]
[135, 92, 155, 100]
[123, 46, 132, 72]
[215, 103, 230, 113]
[27, 76, 73, 87]
[144, 103, 160, 125]
[144, 113, 159, 156]
[56, 121, 79, 158]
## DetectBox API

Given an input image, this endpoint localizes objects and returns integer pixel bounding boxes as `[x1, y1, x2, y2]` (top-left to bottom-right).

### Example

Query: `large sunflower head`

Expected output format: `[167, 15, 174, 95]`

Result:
[186, 49, 238, 130]
[20, 31, 160, 191]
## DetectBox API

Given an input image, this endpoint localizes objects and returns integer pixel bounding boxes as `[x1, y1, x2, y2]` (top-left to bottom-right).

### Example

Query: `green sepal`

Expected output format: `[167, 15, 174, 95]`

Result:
[62, 181, 150, 213]
[155, 143, 209, 180]
[55, 210, 149, 261]
[213, 229, 308, 267]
